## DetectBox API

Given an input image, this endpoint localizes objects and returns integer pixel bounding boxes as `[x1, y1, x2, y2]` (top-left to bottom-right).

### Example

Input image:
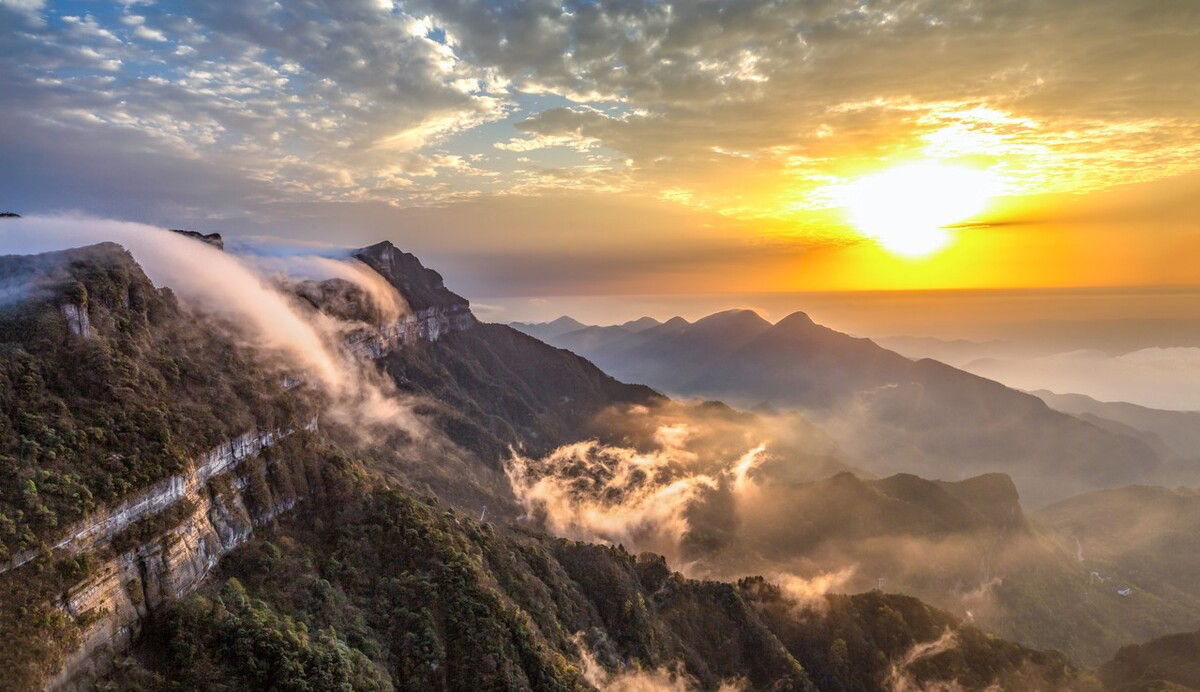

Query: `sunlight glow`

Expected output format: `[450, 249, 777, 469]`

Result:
[835, 162, 1000, 258]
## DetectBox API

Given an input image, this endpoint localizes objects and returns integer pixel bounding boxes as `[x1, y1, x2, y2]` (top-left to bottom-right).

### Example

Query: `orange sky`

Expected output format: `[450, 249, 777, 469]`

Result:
[2, 0, 1198, 319]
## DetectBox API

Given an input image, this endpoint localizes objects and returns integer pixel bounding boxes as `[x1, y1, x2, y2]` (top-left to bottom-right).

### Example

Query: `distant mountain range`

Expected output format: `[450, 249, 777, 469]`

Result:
[515, 310, 1176, 506]
[510, 315, 662, 343]
[1033, 389, 1200, 461]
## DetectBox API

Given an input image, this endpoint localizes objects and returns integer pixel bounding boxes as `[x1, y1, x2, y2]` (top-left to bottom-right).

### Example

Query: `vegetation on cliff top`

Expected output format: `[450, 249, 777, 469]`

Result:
[0, 244, 308, 559]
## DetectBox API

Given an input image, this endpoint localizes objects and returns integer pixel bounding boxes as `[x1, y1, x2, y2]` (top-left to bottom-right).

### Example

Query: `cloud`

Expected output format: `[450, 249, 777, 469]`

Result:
[0, 0, 509, 216]
[0, 214, 423, 436]
[504, 400, 852, 574]
[963, 347, 1200, 411]
[505, 438, 720, 565]
[773, 568, 856, 607]
[409, 0, 1200, 219]
[4, 0, 1199, 300]
[886, 629, 961, 692]
[574, 634, 697, 692]
[5, 0, 1198, 226]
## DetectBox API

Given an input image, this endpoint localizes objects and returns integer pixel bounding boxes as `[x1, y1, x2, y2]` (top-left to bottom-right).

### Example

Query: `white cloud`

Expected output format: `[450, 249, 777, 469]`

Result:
[3, 0, 1199, 228]
[134, 25, 167, 42]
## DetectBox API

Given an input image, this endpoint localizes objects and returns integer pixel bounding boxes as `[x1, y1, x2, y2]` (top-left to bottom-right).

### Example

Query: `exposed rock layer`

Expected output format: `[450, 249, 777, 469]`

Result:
[45, 427, 318, 691]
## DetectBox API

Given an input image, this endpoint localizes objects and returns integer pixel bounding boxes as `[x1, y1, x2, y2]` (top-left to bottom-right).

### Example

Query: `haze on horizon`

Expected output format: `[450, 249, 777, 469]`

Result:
[2, 0, 1198, 327]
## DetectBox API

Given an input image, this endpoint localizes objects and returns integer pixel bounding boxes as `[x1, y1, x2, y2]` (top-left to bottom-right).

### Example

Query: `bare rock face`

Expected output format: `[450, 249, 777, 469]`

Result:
[27, 421, 318, 691]
[59, 302, 90, 338]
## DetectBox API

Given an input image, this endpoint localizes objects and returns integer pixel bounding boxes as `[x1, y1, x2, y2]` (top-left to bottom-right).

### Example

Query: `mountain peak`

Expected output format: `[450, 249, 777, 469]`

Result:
[621, 316, 661, 332]
[693, 308, 769, 329]
[169, 229, 224, 250]
[353, 241, 469, 314]
[774, 311, 815, 329]
[509, 315, 587, 340]
[546, 315, 585, 329]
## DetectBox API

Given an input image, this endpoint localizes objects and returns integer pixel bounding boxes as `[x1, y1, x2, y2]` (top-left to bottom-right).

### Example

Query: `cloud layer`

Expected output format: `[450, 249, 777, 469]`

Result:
[3, 1, 1198, 307]
[3, 1, 1198, 226]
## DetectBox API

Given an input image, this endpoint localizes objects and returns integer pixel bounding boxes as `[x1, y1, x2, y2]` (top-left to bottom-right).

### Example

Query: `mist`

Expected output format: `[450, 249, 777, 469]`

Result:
[961, 347, 1200, 411]
[241, 252, 410, 325]
[506, 401, 865, 592]
[0, 214, 422, 435]
[502, 399, 1164, 664]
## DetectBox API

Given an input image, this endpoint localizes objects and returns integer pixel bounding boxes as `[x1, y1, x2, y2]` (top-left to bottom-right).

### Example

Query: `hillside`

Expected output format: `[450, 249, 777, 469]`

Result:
[0, 237, 1109, 690]
[1036, 486, 1200, 605]
[104, 458, 1092, 691]
[1033, 389, 1200, 461]
[0, 243, 310, 563]
[536, 311, 1164, 506]
[1099, 629, 1200, 691]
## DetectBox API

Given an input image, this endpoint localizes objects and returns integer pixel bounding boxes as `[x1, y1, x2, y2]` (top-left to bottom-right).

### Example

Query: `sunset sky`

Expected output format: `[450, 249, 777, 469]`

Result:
[2, 0, 1198, 324]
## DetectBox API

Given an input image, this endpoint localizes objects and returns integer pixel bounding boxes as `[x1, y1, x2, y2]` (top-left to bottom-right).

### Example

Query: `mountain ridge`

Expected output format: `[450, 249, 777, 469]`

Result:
[534, 311, 1164, 505]
[0, 237, 1177, 689]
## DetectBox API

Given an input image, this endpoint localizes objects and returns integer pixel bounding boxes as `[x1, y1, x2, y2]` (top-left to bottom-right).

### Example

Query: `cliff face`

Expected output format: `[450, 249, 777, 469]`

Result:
[44, 423, 320, 690]
[1, 419, 317, 576]
[295, 241, 477, 360]
[344, 304, 476, 360]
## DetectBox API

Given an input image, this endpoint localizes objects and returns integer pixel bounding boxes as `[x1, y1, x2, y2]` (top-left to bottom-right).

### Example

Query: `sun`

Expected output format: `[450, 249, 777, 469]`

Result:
[835, 162, 999, 258]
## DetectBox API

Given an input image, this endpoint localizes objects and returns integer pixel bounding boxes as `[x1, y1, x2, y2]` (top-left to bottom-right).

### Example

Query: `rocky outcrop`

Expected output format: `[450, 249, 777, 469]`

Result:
[1, 419, 317, 576]
[168, 229, 224, 250]
[59, 303, 90, 338]
[3, 419, 317, 690]
[44, 435, 311, 691]
[353, 240, 469, 314]
[345, 304, 476, 359]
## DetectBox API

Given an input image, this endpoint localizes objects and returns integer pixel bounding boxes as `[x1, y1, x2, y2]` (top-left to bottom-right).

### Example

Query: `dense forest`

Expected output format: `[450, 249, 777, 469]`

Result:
[0, 244, 305, 561]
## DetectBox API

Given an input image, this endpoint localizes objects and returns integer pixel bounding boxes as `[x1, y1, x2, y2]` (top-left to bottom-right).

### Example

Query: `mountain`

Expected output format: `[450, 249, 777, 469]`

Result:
[108, 487, 1090, 691]
[508, 316, 662, 352]
[1099, 629, 1200, 691]
[508, 315, 587, 341]
[1033, 390, 1200, 461]
[664, 462, 1200, 667]
[168, 229, 224, 249]
[539, 310, 1164, 506]
[0, 235, 1113, 690]
[1036, 486, 1200, 605]
[0, 238, 648, 688]
[621, 316, 661, 332]
[579, 309, 774, 393]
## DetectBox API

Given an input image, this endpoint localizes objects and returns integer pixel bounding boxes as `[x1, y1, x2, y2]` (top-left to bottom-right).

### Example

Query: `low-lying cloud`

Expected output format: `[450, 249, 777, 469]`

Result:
[963, 348, 1200, 411]
[506, 401, 859, 596]
[504, 399, 1098, 649]
[0, 214, 422, 435]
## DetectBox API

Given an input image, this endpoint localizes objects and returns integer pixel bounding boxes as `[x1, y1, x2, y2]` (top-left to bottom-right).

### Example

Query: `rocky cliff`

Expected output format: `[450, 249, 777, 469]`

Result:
[6, 238, 485, 689]
[43, 424, 322, 690]
[344, 304, 477, 359]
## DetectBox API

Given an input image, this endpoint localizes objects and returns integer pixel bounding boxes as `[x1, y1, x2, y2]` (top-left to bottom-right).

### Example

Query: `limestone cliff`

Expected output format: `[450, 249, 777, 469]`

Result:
[42, 423, 320, 690]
